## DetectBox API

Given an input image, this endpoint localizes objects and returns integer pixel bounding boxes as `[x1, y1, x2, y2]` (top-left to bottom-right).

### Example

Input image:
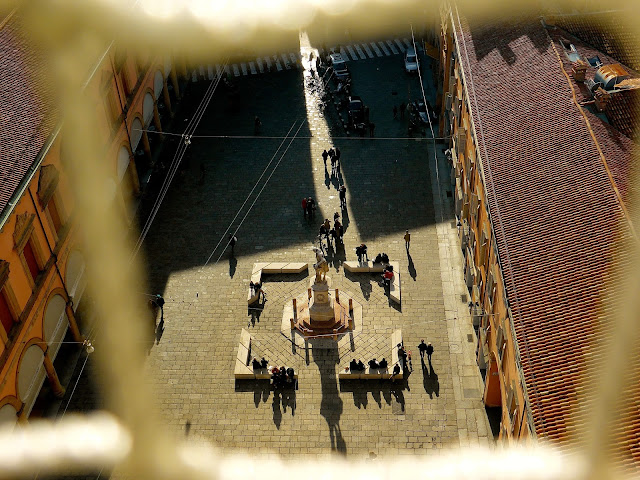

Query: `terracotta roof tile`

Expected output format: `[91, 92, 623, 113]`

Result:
[545, 11, 640, 72]
[452, 13, 639, 468]
[0, 13, 57, 217]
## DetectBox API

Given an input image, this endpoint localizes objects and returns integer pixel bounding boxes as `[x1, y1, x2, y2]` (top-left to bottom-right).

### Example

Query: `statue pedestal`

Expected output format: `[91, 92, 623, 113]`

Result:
[309, 278, 334, 324]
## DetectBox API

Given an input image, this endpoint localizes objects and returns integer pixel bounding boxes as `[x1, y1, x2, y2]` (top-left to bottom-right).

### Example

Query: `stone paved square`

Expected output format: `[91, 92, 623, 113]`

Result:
[63, 39, 492, 460]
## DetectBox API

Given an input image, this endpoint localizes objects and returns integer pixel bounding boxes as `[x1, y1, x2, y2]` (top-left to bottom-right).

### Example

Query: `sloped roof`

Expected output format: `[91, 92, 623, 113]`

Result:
[546, 23, 640, 144]
[0, 13, 57, 217]
[451, 12, 639, 467]
[607, 89, 640, 141]
[545, 10, 640, 72]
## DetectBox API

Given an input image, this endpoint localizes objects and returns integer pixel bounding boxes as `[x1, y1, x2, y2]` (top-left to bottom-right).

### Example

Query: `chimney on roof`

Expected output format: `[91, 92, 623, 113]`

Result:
[571, 60, 587, 83]
[594, 87, 611, 112]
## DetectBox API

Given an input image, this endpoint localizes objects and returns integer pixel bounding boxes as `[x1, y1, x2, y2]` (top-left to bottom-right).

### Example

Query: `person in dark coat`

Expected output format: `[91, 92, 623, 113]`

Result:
[418, 340, 428, 360]
[426, 342, 434, 363]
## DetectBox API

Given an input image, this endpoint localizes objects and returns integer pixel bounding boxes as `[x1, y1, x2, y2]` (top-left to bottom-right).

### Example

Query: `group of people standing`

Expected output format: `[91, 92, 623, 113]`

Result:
[301, 196, 317, 218]
[322, 147, 342, 177]
[318, 212, 344, 252]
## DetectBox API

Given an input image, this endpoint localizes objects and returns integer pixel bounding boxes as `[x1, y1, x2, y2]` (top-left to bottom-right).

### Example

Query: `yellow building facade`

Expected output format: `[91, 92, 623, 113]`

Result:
[0, 9, 184, 425]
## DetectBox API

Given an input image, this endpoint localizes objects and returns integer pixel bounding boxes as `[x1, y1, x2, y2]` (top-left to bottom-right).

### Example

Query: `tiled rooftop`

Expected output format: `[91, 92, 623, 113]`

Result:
[0, 13, 57, 217]
[545, 11, 640, 72]
[452, 12, 639, 467]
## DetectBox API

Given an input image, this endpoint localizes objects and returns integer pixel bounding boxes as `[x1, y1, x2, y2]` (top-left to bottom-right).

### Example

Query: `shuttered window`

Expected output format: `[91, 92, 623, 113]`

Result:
[23, 241, 40, 283]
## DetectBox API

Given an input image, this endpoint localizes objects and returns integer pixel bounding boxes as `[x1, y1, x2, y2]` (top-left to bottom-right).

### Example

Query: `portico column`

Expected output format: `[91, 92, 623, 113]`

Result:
[127, 157, 141, 195]
[170, 68, 181, 100]
[162, 79, 173, 117]
[17, 403, 28, 424]
[153, 102, 164, 139]
[43, 348, 65, 398]
[142, 130, 152, 163]
[65, 300, 83, 343]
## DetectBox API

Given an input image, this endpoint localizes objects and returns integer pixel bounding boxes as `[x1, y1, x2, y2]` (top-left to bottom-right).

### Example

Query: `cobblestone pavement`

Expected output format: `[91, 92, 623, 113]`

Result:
[63, 36, 492, 463]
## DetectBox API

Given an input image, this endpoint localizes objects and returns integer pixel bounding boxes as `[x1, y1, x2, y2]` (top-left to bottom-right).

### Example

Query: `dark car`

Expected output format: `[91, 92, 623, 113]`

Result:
[347, 96, 366, 132]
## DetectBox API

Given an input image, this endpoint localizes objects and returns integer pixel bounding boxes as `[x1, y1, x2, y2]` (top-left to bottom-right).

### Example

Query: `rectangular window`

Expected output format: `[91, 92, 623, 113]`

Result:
[47, 198, 63, 236]
[104, 88, 121, 127]
[23, 240, 40, 282]
[0, 289, 14, 336]
[120, 70, 131, 98]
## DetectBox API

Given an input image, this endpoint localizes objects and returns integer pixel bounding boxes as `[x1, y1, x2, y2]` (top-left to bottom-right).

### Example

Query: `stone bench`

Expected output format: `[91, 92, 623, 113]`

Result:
[391, 329, 403, 368]
[343, 261, 387, 273]
[389, 272, 401, 304]
[234, 328, 299, 383]
[338, 329, 404, 381]
[343, 261, 401, 305]
[248, 262, 308, 304]
[234, 329, 255, 379]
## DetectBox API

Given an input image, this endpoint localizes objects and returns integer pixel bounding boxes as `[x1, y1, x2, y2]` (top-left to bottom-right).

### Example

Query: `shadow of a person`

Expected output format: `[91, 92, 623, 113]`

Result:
[229, 255, 237, 278]
[353, 389, 368, 409]
[391, 387, 406, 413]
[283, 388, 297, 416]
[371, 389, 382, 408]
[423, 364, 440, 398]
[407, 252, 417, 280]
[325, 167, 331, 189]
[382, 387, 392, 405]
[272, 390, 282, 429]
[341, 206, 350, 232]
[360, 281, 372, 301]
[430, 364, 440, 397]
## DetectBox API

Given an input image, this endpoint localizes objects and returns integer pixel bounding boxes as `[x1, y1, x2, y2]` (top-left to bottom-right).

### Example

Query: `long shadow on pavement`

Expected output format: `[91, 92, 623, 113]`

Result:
[313, 344, 346, 455]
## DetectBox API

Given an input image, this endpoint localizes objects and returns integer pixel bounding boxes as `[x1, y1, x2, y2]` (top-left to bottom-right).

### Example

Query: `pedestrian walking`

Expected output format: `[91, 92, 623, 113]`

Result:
[228, 234, 237, 255]
[330, 156, 336, 176]
[400, 102, 406, 119]
[418, 340, 428, 360]
[335, 158, 341, 176]
[322, 149, 328, 167]
[369, 122, 375, 137]
[393, 105, 398, 119]
[328, 147, 335, 159]
[307, 196, 316, 218]
[404, 229, 411, 250]
[339, 185, 347, 209]
[335, 147, 341, 162]
[302, 197, 307, 218]
[407, 351, 413, 372]
[426, 342, 434, 364]
[398, 345, 408, 372]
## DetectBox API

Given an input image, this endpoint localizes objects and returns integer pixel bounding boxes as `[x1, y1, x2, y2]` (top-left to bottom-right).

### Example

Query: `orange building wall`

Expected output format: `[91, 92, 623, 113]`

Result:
[0, 13, 182, 421]
[439, 6, 532, 442]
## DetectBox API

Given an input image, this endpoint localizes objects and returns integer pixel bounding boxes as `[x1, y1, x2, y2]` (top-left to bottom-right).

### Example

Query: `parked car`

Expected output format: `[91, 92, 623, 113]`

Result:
[347, 96, 366, 132]
[404, 47, 419, 74]
[330, 53, 351, 83]
[410, 100, 437, 125]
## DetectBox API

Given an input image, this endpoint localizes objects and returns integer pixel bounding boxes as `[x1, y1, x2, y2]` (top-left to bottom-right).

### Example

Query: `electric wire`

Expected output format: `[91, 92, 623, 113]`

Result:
[203, 119, 301, 265]
[210, 119, 308, 267]
[203, 62, 335, 266]
[409, 24, 441, 226]
[132, 67, 224, 256]
[134, 129, 447, 141]
[131, 61, 228, 259]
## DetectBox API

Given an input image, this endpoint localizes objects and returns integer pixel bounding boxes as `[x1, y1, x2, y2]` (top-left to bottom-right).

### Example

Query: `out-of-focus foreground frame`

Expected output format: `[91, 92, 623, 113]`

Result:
[0, 0, 638, 479]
